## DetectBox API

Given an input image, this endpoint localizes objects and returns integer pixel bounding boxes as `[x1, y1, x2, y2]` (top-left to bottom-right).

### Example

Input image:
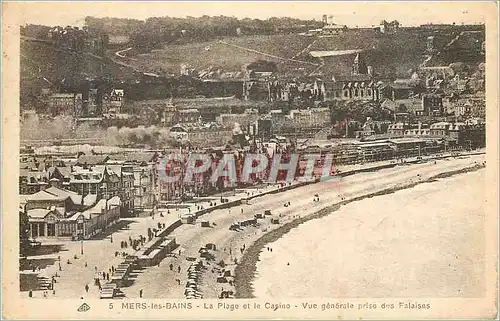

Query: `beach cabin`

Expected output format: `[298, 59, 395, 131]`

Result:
[271, 217, 280, 224]
[206, 243, 217, 251]
[201, 221, 211, 228]
[254, 213, 265, 219]
[229, 223, 241, 231]
[240, 218, 257, 227]
[264, 210, 272, 216]
[181, 214, 195, 224]
[159, 238, 177, 254]
[99, 283, 119, 299]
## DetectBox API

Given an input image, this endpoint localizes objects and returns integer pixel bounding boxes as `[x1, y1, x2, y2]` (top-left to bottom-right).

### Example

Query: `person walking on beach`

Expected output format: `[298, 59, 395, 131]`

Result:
[85, 284, 89, 293]
[139, 289, 143, 298]
[169, 263, 173, 271]
[178, 266, 181, 273]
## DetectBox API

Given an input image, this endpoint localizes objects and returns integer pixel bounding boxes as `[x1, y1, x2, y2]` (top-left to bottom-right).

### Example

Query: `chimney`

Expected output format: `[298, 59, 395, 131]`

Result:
[49, 178, 60, 188]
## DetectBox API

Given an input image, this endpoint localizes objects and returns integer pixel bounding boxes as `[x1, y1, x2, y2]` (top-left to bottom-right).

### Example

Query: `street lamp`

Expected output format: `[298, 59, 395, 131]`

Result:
[78, 216, 84, 255]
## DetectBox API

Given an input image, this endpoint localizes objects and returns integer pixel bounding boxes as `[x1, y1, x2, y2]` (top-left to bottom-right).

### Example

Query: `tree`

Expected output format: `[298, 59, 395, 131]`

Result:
[246, 60, 278, 72]
[20, 205, 31, 258]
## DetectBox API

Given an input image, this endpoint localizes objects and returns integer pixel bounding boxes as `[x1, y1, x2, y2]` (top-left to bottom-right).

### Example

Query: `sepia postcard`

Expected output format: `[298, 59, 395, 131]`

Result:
[2, 1, 499, 319]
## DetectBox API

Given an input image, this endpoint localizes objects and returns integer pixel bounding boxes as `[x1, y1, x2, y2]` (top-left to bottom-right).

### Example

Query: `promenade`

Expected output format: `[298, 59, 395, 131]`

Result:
[21, 151, 485, 299]
[21, 184, 289, 299]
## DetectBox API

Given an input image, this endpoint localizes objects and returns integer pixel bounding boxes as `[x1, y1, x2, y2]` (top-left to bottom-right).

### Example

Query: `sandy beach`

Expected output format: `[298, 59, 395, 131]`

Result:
[249, 169, 486, 299]
[118, 153, 485, 299]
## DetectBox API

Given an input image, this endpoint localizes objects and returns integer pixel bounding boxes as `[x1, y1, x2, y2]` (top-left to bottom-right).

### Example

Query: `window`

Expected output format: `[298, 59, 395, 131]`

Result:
[344, 90, 349, 98]
[368, 89, 372, 96]
[354, 89, 359, 97]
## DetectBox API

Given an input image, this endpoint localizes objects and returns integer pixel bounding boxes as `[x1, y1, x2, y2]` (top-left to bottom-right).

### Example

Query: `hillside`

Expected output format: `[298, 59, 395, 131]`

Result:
[120, 30, 432, 79]
[310, 30, 429, 78]
[20, 38, 139, 108]
[121, 27, 484, 80]
[121, 34, 319, 77]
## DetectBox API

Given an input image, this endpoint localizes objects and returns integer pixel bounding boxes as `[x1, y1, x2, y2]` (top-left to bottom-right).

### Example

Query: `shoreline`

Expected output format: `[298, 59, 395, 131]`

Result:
[234, 163, 486, 298]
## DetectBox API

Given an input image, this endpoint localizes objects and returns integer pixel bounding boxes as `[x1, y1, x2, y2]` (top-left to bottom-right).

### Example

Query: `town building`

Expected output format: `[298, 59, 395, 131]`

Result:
[176, 109, 201, 123]
[403, 123, 431, 136]
[381, 97, 424, 116]
[288, 108, 331, 127]
[217, 109, 260, 129]
[19, 168, 49, 195]
[323, 75, 380, 102]
[380, 20, 400, 34]
[387, 122, 406, 136]
[429, 122, 453, 136]
[48, 93, 78, 116]
[169, 123, 233, 147]
[121, 152, 158, 212]
[421, 94, 445, 116]
[322, 54, 380, 102]
[103, 89, 125, 114]
[24, 195, 121, 240]
[161, 101, 178, 126]
[321, 24, 348, 35]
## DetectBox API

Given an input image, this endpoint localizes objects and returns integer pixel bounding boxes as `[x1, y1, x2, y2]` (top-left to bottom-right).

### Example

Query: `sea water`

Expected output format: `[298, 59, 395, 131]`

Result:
[252, 170, 486, 298]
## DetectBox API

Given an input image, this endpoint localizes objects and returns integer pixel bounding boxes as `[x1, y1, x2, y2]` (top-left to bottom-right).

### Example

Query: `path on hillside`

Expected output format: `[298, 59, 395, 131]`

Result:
[115, 47, 133, 58]
[279, 36, 319, 65]
[218, 40, 320, 66]
[309, 57, 325, 76]
[21, 36, 104, 61]
[420, 31, 466, 68]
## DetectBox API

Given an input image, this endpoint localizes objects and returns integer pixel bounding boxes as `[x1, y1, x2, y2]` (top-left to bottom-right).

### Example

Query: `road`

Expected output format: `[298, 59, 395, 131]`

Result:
[122, 154, 485, 299]
[217, 40, 320, 66]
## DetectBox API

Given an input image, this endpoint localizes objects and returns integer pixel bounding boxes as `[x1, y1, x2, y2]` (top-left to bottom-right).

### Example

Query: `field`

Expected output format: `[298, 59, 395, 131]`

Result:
[20, 38, 139, 106]
[121, 31, 433, 78]
[20, 26, 484, 103]
[124, 34, 319, 76]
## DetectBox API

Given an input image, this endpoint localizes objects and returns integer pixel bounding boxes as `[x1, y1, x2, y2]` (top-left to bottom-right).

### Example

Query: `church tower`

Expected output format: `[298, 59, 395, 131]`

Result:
[352, 53, 368, 75]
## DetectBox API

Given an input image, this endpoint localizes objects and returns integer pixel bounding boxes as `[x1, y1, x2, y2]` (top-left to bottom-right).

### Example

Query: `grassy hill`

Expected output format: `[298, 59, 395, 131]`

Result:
[122, 34, 319, 77]
[21, 26, 484, 106]
[122, 31, 432, 79]
[20, 38, 139, 108]
[310, 30, 429, 78]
